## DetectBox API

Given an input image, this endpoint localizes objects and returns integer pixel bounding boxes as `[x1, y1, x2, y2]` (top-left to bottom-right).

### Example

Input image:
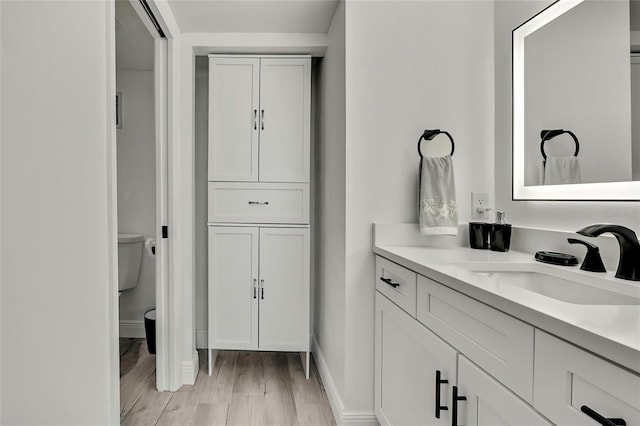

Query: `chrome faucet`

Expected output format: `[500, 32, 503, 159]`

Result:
[576, 224, 640, 281]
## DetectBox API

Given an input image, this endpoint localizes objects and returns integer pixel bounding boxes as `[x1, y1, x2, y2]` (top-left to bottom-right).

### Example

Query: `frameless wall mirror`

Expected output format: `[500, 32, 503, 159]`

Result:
[513, 0, 640, 200]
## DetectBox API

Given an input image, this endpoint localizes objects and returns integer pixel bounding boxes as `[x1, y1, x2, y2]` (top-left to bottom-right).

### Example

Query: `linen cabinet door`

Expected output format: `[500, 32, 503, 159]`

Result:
[258, 227, 310, 351]
[456, 356, 552, 426]
[208, 57, 260, 182]
[208, 226, 259, 350]
[258, 58, 310, 183]
[375, 293, 457, 426]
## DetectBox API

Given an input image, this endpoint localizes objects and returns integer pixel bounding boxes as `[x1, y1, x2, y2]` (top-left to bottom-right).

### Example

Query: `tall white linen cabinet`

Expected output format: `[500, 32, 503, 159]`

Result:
[206, 55, 312, 378]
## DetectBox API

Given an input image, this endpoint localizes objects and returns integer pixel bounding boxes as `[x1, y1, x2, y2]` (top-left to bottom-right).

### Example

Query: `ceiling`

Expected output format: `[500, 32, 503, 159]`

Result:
[166, 0, 340, 33]
[115, 0, 154, 71]
[115, 0, 339, 69]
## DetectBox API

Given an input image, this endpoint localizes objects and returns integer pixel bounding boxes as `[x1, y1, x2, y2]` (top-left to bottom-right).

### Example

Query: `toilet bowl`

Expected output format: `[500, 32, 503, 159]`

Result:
[118, 233, 144, 292]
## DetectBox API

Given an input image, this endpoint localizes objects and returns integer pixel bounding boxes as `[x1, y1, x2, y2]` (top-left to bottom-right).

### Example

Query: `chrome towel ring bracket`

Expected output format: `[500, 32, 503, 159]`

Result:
[540, 129, 579, 162]
[418, 129, 455, 159]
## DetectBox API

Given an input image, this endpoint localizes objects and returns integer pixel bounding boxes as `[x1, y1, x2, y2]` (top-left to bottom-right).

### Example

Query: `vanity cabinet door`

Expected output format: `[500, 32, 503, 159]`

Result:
[534, 330, 640, 426]
[457, 356, 553, 426]
[375, 292, 457, 426]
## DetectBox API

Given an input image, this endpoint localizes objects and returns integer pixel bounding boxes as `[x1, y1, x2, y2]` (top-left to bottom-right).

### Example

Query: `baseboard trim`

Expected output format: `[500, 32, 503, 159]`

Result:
[182, 350, 199, 385]
[196, 329, 207, 349]
[312, 337, 378, 426]
[119, 320, 145, 338]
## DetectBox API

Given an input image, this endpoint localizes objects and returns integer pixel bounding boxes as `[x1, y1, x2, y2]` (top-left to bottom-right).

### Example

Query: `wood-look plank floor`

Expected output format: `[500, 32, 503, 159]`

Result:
[120, 339, 336, 426]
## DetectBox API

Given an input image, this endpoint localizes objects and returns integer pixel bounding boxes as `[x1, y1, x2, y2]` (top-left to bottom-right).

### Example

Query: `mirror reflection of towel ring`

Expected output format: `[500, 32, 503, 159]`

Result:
[418, 129, 455, 159]
[540, 129, 579, 160]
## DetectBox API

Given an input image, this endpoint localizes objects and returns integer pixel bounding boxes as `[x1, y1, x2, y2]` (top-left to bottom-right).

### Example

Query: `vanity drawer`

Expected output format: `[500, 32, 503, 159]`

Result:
[208, 182, 309, 224]
[416, 275, 534, 402]
[534, 330, 640, 426]
[375, 257, 417, 317]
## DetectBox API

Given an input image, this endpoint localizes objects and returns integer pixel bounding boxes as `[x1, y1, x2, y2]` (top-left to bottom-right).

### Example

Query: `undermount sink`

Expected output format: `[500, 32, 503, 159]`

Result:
[453, 262, 640, 306]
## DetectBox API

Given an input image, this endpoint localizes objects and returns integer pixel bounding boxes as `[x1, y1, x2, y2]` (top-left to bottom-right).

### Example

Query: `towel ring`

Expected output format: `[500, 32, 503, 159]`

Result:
[540, 129, 579, 160]
[418, 129, 455, 159]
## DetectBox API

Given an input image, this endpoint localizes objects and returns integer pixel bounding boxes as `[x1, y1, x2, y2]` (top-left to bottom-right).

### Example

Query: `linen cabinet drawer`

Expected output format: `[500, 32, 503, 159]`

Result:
[208, 182, 309, 224]
[416, 275, 534, 402]
[375, 257, 417, 317]
[534, 330, 640, 426]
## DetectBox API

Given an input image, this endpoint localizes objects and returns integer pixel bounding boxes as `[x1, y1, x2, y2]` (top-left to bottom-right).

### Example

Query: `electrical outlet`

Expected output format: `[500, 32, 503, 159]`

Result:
[471, 192, 490, 219]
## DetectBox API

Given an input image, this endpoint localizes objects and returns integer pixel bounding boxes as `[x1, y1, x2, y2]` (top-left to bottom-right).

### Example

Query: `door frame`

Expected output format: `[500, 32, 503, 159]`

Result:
[124, 0, 180, 391]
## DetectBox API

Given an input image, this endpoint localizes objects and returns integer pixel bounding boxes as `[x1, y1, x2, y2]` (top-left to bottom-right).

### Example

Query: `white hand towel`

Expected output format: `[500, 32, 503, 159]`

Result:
[419, 155, 458, 235]
[543, 156, 582, 185]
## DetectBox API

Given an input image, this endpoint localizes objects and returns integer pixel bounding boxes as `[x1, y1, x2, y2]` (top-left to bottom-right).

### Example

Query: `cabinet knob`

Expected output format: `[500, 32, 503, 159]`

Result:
[261, 109, 265, 130]
[260, 279, 265, 300]
[435, 370, 449, 419]
[248, 201, 269, 205]
[451, 386, 466, 426]
[253, 109, 257, 130]
[253, 279, 257, 299]
[580, 405, 627, 426]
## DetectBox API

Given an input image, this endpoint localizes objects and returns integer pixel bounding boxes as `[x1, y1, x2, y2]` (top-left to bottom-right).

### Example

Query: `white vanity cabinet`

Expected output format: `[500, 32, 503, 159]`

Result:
[374, 253, 640, 426]
[208, 56, 310, 183]
[208, 226, 310, 352]
[374, 256, 551, 426]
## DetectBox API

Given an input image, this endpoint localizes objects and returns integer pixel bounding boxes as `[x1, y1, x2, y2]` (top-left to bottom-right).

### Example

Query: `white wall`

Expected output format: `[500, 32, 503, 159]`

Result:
[117, 71, 157, 329]
[523, 0, 631, 185]
[340, 0, 495, 414]
[495, 1, 640, 235]
[0, 1, 118, 424]
[314, 0, 347, 408]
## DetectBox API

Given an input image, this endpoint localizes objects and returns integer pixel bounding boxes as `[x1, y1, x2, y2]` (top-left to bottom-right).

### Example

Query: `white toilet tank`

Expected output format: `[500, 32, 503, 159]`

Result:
[118, 233, 144, 291]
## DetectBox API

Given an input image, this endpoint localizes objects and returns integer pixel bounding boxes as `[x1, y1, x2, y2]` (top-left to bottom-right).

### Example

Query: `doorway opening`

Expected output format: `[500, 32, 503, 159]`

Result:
[114, 0, 170, 416]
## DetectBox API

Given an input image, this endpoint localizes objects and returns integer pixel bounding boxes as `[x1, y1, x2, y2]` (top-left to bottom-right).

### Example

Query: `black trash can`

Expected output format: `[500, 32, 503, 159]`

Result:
[144, 309, 156, 355]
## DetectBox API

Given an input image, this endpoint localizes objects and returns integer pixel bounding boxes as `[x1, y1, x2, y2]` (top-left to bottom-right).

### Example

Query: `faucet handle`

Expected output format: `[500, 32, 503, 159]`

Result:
[567, 238, 607, 273]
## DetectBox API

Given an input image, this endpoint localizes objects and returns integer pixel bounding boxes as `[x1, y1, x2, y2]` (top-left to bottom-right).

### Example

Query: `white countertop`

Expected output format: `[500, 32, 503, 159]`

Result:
[373, 244, 640, 374]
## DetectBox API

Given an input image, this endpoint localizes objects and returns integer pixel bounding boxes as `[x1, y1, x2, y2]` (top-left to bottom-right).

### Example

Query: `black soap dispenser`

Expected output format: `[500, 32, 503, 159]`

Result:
[490, 211, 512, 252]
